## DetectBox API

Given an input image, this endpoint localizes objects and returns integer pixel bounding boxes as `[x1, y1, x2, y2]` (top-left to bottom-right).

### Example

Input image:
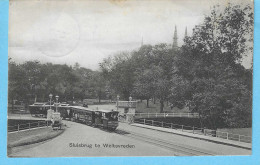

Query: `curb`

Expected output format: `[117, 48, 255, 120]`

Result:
[131, 124, 252, 150]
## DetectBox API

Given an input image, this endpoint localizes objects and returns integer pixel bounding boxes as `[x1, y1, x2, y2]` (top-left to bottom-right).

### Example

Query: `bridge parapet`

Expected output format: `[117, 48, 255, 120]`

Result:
[130, 112, 199, 119]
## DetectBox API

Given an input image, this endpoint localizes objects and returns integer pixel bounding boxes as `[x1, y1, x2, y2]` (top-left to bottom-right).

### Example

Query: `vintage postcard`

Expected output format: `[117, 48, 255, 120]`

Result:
[7, 0, 254, 158]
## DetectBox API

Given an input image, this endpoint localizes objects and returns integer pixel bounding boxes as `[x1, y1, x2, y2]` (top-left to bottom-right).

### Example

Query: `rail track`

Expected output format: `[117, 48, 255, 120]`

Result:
[115, 128, 216, 156]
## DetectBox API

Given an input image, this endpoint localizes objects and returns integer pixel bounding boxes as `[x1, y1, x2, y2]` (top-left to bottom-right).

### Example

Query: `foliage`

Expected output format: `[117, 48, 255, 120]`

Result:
[8, 61, 108, 106]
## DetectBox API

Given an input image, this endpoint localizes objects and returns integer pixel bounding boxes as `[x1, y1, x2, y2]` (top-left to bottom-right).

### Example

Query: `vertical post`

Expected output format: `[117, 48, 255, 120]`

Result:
[148, 113, 149, 118]
[171, 123, 173, 129]
[162, 121, 163, 127]
[38, 121, 40, 127]
[193, 126, 194, 134]
[144, 119, 146, 125]
[156, 113, 157, 118]
[182, 125, 183, 131]
[29, 123, 31, 130]
[47, 121, 48, 127]
[227, 132, 229, 140]
[152, 120, 154, 126]
[18, 124, 20, 132]
[204, 127, 206, 135]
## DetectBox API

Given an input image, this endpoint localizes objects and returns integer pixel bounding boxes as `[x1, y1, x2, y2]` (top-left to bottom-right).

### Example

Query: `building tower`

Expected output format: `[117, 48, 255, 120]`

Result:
[185, 26, 188, 38]
[172, 25, 178, 49]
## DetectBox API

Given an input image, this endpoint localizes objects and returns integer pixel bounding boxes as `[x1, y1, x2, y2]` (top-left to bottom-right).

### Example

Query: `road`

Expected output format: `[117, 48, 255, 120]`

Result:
[10, 120, 250, 157]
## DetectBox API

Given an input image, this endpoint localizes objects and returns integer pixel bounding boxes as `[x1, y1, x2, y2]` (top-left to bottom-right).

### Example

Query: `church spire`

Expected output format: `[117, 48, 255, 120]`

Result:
[173, 25, 178, 49]
[185, 26, 188, 38]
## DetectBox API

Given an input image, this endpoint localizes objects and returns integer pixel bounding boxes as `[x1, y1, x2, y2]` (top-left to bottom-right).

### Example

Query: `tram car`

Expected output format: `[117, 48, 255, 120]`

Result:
[71, 106, 119, 130]
[29, 102, 51, 117]
[71, 106, 95, 125]
[56, 103, 72, 120]
[94, 109, 119, 131]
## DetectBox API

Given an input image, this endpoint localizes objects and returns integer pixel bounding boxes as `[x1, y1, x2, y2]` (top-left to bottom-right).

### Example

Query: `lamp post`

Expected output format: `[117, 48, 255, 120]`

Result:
[129, 95, 132, 108]
[55, 95, 59, 112]
[117, 95, 120, 111]
[49, 93, 53, 110]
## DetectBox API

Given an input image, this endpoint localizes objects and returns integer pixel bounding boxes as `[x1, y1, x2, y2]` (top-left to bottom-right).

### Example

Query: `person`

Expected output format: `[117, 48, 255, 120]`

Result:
[170, 104, 174, 110]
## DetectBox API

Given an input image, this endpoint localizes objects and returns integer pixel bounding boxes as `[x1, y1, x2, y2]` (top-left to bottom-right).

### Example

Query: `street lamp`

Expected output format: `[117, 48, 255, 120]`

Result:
[49, 93, 53, 110]
[117, 95, 120, 111]
[55, 95, 59, 112]
[129, 95, 132, 108]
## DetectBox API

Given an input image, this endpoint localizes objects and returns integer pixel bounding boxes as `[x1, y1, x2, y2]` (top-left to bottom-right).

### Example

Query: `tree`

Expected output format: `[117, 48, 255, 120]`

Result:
[100, 51, 136, 100]
[175, 3, 253, 129]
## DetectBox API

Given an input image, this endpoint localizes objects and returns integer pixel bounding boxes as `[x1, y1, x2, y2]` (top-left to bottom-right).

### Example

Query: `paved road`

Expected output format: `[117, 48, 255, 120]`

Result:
[10, 120, 176, 157]
[10, 120, 250, 157]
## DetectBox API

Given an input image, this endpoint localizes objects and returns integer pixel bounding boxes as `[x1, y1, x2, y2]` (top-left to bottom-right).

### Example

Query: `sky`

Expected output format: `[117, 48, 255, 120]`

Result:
[8, 0, 253, 70]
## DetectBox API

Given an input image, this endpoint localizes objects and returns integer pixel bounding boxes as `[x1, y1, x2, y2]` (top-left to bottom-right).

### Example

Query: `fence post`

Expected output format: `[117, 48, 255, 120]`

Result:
[182, 125, 183, 131]
[29, 123, 30, 130]
[171, 123, 173, 129]
[193, 126, 194, 134]
[204, 128, 206, 135]
[162, 121, 164, 127]
[18, 124, 20, 132]
[152, 120, 153, 126]
[38, 121, 40, 127]
[227, 132, 229, 140]
[47, 121, 48, 127]
[144, 119, 146, 125]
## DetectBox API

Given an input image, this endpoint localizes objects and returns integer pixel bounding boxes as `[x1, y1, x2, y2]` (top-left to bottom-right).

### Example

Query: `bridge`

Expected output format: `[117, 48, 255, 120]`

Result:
[8, 104, 251, 157]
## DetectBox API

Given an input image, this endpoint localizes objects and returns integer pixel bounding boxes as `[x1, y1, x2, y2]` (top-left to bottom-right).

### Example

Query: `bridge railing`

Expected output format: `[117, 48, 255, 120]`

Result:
[8, 121, 51, 133]
[117, 101, 137, 108]
[134, 118, 251, 143]
[129, 112, 200, 118]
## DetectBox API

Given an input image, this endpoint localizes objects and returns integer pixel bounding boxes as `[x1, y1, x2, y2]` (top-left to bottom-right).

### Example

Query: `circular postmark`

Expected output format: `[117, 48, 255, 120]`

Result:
[33, 13, 80, 57]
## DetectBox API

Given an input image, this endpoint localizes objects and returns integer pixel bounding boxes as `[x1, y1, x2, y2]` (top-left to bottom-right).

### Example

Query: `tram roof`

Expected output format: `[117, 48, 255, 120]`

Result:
[29, 102, 50, 107]
[95, 109, 118, 113]
[29, 103, 71, 107]
[71, 106, 95, 112]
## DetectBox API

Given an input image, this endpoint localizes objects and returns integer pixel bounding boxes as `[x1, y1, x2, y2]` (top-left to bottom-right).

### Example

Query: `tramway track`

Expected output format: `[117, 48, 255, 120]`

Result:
[115, 129, 216, 156]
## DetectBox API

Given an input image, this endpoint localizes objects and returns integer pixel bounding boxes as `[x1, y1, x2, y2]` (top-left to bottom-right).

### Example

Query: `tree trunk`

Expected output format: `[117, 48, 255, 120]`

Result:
[146, 99, 149, 108]
[160, 100, 164, 113]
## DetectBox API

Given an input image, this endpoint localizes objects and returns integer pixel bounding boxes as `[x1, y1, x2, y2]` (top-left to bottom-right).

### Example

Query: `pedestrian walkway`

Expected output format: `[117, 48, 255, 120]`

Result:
[131, 123, 252, 150]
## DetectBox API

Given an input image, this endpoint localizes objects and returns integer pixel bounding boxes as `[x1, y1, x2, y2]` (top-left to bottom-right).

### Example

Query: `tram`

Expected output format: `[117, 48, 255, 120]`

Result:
[94, 109, 119, 131]
[29, 103, 120, 131]
[29, 102, 51, 117]
[71, 107, 119, 130]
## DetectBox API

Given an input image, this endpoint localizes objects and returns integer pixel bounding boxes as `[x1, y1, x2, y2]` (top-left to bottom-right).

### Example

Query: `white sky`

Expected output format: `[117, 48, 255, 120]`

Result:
[8, 0, 253, 70]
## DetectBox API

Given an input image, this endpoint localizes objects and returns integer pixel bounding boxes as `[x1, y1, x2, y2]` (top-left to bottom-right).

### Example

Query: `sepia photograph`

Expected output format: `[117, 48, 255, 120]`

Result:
[7, 0, 254, 157]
